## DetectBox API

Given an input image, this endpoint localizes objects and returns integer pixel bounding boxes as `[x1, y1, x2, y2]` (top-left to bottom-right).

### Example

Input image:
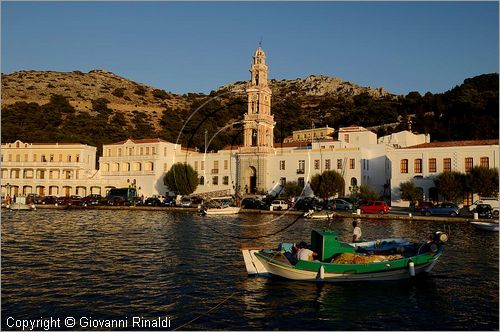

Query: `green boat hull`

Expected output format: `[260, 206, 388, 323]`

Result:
[252, 249, 442, 282]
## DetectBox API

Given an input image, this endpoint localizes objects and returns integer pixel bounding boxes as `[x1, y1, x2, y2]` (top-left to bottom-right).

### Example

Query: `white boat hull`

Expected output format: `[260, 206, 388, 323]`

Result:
[8, 203, 36, 211]
[203, 207, 240, 215]
[241, 248, 441, 282]
[260, 258, 435, 282]
[471, 221, 499, 231]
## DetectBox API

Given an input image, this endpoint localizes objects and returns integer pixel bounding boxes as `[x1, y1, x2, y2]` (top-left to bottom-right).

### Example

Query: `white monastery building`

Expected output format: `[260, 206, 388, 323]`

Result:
[1, 47, 498, 206]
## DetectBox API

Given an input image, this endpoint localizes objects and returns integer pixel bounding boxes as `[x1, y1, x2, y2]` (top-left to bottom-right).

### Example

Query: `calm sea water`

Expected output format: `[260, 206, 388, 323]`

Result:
[2, 209, 498, 330]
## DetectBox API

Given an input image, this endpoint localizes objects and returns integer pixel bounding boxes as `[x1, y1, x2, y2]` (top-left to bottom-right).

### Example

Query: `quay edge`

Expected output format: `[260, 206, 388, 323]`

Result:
[7, 204, 496, 223]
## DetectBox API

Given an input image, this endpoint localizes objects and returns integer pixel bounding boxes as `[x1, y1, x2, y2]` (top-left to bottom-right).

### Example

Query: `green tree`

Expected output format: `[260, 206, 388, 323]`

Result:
[435, 171, 465, 202]
[310, 170, 345, 199]
[358, 184, 379, 201]
[399, 181, 424, 204]
[164, 163, 198, 195]
[469, 166, 499, 197]
[282, 181, 304, 198]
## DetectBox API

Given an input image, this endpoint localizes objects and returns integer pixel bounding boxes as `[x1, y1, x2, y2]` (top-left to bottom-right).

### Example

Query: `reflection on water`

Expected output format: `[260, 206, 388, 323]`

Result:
[2, 209, 498, 330]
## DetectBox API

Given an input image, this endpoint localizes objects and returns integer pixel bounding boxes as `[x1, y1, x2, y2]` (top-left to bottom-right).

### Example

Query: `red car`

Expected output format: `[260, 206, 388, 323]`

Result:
[359, 201, 391, 214]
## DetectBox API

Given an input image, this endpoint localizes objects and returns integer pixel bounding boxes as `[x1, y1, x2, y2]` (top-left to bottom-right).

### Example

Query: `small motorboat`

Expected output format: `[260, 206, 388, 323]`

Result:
[201, 206, 241, 215]
[6, 196, 36, 211]
[470, 221, 499, 232]
[8, 202, 36, 211]
[199, 196, 240, 215]
[303, 210, 333, 219]
[241, 229, 448, 282]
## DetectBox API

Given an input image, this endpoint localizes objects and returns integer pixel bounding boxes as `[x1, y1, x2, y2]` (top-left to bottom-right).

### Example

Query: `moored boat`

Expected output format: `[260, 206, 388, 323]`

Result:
[8, 202, 36, 211]
[200, 196, 240, 215]
[241, 229, 448, 282]
[202, 206, 241, 215]
[470, 221, 499, 231]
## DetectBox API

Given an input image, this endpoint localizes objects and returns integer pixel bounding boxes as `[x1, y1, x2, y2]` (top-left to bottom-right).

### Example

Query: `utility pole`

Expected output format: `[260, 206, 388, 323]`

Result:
[204, 129, 208, 154]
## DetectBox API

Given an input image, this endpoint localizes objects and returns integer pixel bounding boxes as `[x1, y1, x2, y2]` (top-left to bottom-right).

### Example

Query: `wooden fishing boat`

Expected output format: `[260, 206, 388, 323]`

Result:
[241, 229, 448, 282]
[470, 221, 499, 231]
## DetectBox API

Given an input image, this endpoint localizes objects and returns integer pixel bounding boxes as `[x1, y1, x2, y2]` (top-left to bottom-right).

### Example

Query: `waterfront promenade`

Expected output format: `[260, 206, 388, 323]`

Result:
[11, 204, 495, 223]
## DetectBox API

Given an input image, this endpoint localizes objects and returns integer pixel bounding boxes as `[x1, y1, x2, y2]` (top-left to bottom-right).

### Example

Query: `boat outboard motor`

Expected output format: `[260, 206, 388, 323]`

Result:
[433, 231, 449, 244]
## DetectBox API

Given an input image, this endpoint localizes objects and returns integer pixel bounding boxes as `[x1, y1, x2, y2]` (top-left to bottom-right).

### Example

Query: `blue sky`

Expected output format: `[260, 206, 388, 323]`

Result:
[2, 2, 498, 95]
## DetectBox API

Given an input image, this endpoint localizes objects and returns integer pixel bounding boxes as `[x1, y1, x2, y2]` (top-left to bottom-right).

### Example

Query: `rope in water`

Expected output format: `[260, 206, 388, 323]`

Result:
[173, 213, 307, 329]
[173, 291, 238, 331]
[203, 212, 306, 239]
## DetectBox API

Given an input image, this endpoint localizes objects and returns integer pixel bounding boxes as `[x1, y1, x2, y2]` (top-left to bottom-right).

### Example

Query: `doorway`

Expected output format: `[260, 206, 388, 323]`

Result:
[249, 166, 257, 194]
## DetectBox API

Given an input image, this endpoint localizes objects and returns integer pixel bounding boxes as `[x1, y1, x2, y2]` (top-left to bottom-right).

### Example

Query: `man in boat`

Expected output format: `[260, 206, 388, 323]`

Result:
[352, 220, 362, 242]
[297, 241, 317, 261]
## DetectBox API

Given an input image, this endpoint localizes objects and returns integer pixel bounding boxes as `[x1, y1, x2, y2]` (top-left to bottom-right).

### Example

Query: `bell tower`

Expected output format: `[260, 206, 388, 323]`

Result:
[238, 46, 275, 194]
[241, 46, 275, 152]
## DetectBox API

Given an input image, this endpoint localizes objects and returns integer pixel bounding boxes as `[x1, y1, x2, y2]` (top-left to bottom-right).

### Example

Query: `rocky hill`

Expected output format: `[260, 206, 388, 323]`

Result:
[2, 69, 497, 151]
[2, 69, 393, 112]
[1, 69, 196, 131]
[218, 74, 391, 98]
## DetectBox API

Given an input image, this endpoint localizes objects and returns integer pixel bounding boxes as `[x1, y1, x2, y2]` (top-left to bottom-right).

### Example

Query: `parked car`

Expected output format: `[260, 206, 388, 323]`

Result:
[421, 202, 459, 216]
[163, 196, 176, 207]
[359, 201, 391, 214]
[241, 197, 267, 210]
[293, 197, 323, 212]
[472, 203, 493, 219]
[470, 198, 499, 217]
[333, 198, 353, 211]
[57, 195, 82, 205]
[27, 193, 43, 204]
[337, 197, 354, 204]
[144, 196, 162, 206]
[270, 199, 289, 210]
[81, 194, 103, 206]
[190, 196, 204, 208]
[180, 196, 192, 207]
[106, 196, 127, 206]
[354, 199, 370, 209]
[42, 195, 58, 205]
[415, 201, 435, 212]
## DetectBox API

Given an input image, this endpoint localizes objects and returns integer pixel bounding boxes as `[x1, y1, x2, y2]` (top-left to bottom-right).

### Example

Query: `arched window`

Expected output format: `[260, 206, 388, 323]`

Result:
[133, 162, 142, 171]
[350, 177, 358, 187]
[252, 129, 258, 146]
[145, 161, 154, 171]
[199, 176, 205, 185]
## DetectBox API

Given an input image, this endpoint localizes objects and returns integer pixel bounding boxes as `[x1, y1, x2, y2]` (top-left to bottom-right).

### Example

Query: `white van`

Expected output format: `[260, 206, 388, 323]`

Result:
[470, 197, 499, 216]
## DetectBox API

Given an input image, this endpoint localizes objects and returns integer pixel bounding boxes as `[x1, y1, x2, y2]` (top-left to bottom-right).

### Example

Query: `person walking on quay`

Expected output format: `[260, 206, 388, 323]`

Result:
[352, 220, 362, 242]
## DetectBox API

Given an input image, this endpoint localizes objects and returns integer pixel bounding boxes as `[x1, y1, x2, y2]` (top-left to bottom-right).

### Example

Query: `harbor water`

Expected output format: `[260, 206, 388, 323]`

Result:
[2, 209, 498, 330]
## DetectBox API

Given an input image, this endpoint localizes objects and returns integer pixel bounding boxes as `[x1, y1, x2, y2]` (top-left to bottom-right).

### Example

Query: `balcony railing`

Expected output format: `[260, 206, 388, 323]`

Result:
[211, 169, 219, 174]
[296, 169, 305, 174]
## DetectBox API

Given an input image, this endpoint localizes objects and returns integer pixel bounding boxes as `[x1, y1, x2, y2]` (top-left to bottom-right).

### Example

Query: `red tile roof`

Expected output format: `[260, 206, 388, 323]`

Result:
[405, 139, 499, 149]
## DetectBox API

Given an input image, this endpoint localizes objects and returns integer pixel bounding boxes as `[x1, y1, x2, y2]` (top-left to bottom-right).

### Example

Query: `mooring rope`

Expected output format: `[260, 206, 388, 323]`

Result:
[173, 291, 238, 331]
[202, 212, 306, 240]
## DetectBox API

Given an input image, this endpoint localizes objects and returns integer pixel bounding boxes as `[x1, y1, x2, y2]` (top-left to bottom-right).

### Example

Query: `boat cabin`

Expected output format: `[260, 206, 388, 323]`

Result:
[310, 229, 355, 262]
